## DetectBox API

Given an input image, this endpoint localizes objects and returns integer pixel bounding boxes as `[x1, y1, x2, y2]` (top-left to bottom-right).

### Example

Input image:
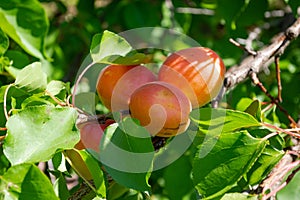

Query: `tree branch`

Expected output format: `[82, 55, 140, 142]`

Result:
[212, 17, 300, 109]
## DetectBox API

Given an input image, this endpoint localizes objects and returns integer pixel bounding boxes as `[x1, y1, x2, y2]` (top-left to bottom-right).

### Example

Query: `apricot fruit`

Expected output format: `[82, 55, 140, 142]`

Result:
[129, 81, 192, 137]
[75, 119, 115, 152]
[158, 47, 225, 108]
[96, 64, 156, 111]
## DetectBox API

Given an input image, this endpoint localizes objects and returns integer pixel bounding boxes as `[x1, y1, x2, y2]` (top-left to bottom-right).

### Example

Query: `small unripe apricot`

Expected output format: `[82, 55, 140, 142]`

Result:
[129, 81, 192, 137]
[97, 64, 156, 111]
[158, 47, 225, 108]
[75, 119, 115, 152]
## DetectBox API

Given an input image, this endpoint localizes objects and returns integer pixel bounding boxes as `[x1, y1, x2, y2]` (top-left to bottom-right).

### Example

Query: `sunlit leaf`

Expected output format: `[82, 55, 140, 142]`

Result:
[0, 0, 49, 60]
[245, 145, 284, 186]
[15, 62, 47, 93]
[90, 30, 148, 65]
[0, 28, 9, 55]
[90, 31, 132, 63]
[3, 105, 79, 165]
[46, 80, 68, 100]
[193, 130, 266, 199]
[236, 98, 261, 119]
[0, 163, 59, 200]
[190, 108, 261, 134]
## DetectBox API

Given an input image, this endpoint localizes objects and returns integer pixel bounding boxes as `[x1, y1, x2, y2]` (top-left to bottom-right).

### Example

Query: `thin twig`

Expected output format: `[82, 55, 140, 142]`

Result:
[45, 90, 67, 107]
[262, 122, 300, 138]
[251, 72, 298, 127]
[262, 160, 300, 200]
[66, 94, 73, 107]
[229, 38, 257, 56]
[261, 102, 275, 114]
[3, 84, 13, 120]
[275, 56, 282, 102]
[284, 128, 300, 132]
[263, 131, 280, 140]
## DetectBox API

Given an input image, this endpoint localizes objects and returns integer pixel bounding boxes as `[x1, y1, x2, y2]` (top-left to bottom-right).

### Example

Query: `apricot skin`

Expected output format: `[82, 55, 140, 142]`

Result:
[129, 81, 192, 137]
[158, 47, 225, 108]
[75, 119, 115, 152]
[96, 64, 156, 111]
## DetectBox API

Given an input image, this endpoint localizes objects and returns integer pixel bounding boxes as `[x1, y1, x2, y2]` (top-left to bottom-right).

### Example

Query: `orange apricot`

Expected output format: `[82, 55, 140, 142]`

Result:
[96, 64, 156, 111]
[129, 81, 192, 137]
[158, 47, 225, 108]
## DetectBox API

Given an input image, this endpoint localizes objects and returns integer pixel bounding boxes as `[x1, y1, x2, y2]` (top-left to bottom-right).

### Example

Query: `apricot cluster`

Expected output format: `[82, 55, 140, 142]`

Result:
[92, 47, 225, 138]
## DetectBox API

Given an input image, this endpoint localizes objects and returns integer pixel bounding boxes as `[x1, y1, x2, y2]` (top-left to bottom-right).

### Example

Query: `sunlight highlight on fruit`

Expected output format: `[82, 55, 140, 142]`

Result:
[158, 47, 225, 108]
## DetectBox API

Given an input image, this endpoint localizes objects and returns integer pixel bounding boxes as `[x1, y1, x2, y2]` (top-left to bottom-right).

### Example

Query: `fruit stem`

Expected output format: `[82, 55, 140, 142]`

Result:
[71, 62, 96, 106]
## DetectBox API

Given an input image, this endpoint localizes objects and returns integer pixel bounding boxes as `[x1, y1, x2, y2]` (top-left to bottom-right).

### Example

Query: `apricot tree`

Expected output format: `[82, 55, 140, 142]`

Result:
[0, 1, 300, 200]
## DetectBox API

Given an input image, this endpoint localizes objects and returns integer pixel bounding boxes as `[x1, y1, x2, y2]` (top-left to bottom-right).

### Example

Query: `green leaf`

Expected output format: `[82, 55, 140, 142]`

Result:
[102, 52, 149, 65]
[0, 0, 49, 60]
[0, 146, 10, 175]
[164, 154, 195, 199]
[193, 130, 267, 199]
[21, 93, 53, 108]
[0, 28, 9, 55]
[3, 105, 79, 165]
[249, 128, 285, 150]
[277, 169, 300, 200]
[90, 31, 132, 63]
[190, 108, 261, 134]
[46, 80, 68, 99]
[90, 31, 147, 65]
[0, 56, 10, 72]
[15, 62, 47, 93]
[0, 163, 59, 200]
[52, 152, 68, 173]
[53, 174, 69, 200]
[99, 118, 154, 191]
[245, 145, 284, 186]
[107, 182, 129, 200]
[77, 150, 106, 198]
[236, 98, 261, 119]
[4, 50, 30, 69]
[190, 108, 261, 159]
[220, 193, 258, 200]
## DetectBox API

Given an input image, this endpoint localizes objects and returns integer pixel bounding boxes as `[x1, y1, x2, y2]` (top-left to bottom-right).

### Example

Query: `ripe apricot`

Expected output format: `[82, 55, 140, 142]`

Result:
[96, 64, 156, 111]
[158, 47, 225, 108]
[129, 81, 192, 137]
[75, 119, 115, 152]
